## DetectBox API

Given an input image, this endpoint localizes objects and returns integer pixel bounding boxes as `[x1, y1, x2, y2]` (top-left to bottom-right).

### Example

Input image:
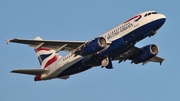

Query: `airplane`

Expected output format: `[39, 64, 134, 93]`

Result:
[7, 10, 166, 81]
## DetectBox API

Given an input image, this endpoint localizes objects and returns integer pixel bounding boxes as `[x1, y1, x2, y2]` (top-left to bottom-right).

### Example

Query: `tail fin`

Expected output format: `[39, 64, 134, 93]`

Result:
[32, 37, 61, 68]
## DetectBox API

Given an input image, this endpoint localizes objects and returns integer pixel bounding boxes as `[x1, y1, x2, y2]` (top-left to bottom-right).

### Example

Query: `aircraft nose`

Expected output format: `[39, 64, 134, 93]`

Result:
[155, 14, 166, 28]
[153, 14, 166, 31]
[160, 14, 166, 24]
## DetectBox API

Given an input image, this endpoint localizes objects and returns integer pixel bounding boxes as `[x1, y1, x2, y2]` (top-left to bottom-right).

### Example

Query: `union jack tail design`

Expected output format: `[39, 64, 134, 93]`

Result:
[33, 37, 61, 68]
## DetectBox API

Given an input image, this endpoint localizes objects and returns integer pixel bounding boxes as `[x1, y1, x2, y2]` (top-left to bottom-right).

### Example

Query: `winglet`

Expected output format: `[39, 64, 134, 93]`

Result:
[160, 60, 163, 65]
[159, 59, 164, 65]
[6, 40, 10, 45]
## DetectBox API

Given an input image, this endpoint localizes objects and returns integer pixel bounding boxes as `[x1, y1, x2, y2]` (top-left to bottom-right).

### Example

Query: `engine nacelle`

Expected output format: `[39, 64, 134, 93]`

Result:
[133, 44, 158, 64]
[80, 37, 107, 56]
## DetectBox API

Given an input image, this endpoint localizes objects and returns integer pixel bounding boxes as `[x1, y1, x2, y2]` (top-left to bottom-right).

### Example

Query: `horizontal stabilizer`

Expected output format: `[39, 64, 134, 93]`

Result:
[11, 69, 49, 75]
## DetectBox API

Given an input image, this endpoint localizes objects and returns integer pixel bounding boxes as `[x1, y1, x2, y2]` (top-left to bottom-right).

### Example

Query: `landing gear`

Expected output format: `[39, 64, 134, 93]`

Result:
[149, 30, 157, 37]
[101, 57, 113, 69]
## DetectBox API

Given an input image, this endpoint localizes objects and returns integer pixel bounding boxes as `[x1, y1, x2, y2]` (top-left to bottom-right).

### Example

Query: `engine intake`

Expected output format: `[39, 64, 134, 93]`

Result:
[133, 44, 158, 64]
[150, 44, 158, 54]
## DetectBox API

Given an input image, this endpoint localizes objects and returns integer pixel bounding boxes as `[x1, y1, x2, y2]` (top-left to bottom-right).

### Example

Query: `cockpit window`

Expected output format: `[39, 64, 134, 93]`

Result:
[144, 12, 158, 17]
[152, 12, 158, 14]
[144, 14, 147, 17]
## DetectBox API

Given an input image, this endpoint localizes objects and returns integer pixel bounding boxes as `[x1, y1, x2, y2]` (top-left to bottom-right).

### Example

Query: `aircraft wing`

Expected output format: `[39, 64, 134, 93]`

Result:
[8, 38, 86, 52]
[113, 46, 164, 65]
[11, 69, 49, 75]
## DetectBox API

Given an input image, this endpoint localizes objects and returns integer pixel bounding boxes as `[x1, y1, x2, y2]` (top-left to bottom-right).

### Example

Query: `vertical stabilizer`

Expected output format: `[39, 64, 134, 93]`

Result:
[32, 37, 61, 68]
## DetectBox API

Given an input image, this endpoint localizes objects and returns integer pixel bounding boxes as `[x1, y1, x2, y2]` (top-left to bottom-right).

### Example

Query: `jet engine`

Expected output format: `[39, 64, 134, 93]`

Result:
[132, 44, 158, 64]
[75, 37, 107, 56]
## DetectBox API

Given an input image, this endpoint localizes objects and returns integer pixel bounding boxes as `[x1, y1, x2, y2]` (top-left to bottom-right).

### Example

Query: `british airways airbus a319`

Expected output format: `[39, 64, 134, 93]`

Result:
[8, 11, 166, 81]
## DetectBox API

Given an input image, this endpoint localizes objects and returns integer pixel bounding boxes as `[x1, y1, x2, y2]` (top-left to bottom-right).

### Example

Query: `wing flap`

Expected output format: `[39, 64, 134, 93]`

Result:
[11, 69, 49, 75]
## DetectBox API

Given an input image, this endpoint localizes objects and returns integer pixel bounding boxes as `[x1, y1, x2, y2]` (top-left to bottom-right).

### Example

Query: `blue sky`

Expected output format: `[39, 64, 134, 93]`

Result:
[1, 0, 180, 101]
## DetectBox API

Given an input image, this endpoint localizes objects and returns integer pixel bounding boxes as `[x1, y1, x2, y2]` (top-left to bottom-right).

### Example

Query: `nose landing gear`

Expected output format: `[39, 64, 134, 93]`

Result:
[149, 30, 157, 37]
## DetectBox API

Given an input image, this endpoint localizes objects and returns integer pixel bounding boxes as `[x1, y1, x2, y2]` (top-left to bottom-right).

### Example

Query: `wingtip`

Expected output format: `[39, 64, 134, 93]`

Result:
[10, 70, 16, 73]
[6, 38, 19, 44]
[160, 61, 163, 65]
[160, 59, 164, 65]
[6, 40, 10, 45]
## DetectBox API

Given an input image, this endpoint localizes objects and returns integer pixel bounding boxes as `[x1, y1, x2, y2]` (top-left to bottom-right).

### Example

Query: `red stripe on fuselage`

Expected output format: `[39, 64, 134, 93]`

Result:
[44, 54, 58, 68]
[124, 15, 139, 23]
[35, 48, 51, 53]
